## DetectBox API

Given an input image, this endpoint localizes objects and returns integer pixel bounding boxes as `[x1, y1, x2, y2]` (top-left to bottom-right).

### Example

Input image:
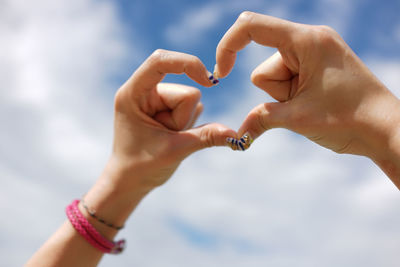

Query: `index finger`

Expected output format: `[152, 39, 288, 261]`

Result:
[127, 49, 215, 93]
[215, 12, 297, 78]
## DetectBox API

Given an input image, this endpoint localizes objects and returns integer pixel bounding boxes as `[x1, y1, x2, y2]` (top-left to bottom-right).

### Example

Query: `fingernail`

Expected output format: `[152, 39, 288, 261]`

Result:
[207, 70, 213, 80]
[226, 137, 249, 151]
[207, 70, 219, 85]
[244, 132, 253, 144]
[226, 137, 238, 151]
[226, 133, 253, 152]
[226, 137, 234, 147]
[238, 141, 245, 151]
[240, 132, 253, 150]
[213, 64, 220, 80]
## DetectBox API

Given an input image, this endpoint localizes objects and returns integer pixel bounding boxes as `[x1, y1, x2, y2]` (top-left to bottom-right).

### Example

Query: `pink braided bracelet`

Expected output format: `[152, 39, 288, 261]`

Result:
[66, 199, 125, 254]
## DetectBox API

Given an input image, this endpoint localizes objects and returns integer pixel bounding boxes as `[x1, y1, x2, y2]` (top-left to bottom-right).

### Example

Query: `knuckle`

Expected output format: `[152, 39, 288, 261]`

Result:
[252, 105, 271, 131]
[181, 85, 202, 101]
[237, 11, 255, 26]
[152, 48, 167, 56]
[184, 55, 202, 72]
[149, 49, 168, 63]
[199, 127, 215, 148]
[312, 25, 340, 46]
[114, 89, 125, 112]
[250, 70, 263, 87]
[192, 88, 202, 102]
[334, 139, 353, 154]
[196, 102, 204, 113]
[257, 113, 269, 132]
[286, 108, 309, 131]
[318, 25, 337, 35]
[184, 88, 202, 105]
[190, 55, 202, 66]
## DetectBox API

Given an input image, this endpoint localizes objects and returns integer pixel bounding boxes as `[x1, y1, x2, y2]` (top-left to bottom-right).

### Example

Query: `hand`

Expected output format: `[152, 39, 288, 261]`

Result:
[82, 49, 239, 237]
[110, 49, 235, 190]
[26, 50, 237, 267]
[215, 11, 400, 186]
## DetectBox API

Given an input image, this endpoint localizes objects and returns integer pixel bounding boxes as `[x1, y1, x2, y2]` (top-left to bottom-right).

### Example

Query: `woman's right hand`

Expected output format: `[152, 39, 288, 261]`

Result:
[215, 11, 400, 187]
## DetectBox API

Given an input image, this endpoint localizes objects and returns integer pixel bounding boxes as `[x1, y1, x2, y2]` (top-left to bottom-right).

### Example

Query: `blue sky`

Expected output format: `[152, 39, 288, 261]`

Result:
[111, 0, 400, 114]
[1, 0, 400, 266]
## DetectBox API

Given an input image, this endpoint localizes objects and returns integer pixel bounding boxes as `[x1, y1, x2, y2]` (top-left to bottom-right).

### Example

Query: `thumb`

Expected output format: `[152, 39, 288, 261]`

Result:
[238, 101, 292, 140]
[177, 123, 237, 154]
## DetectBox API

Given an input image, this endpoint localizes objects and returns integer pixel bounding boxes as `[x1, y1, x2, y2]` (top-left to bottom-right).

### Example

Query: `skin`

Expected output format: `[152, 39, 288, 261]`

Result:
[26, 50, 236, 267]
[27, 12, 399, 267]
[215, 11, 400, 188]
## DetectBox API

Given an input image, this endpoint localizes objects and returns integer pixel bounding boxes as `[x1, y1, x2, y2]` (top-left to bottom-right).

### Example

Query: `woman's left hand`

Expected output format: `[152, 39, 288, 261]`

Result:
[26, 50, 237, 267]
[110, 49, 236, 190]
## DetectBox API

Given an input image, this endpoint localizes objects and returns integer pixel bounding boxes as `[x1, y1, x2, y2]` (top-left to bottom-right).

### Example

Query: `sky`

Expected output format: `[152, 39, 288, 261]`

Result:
[1, 0, 400, 266]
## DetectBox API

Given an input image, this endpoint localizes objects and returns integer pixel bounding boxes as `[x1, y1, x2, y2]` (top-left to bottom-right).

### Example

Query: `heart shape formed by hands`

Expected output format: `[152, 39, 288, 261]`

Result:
[72, 16, 399, 250]
[113, 11, 397, 189]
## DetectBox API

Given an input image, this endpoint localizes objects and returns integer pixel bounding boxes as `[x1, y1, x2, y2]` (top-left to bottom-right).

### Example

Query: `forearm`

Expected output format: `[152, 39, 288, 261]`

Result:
[361, 86, 400, 189]
[25, 221, 103, 267]
[371, 127, 400, 189]
[26, 160, 154, 267]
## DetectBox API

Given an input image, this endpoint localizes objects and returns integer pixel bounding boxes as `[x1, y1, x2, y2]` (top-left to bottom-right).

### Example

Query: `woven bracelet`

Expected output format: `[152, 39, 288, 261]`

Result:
[66, 199, 125, 254]
[81, 198, 124, 230]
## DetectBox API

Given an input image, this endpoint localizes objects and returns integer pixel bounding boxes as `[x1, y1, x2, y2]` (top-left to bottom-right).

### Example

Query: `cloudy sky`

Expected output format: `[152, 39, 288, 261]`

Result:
[1, 0, 400, 266]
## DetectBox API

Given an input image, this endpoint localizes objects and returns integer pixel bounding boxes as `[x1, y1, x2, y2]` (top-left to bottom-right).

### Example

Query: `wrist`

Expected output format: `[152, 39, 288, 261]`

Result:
[360, 88, 400, 189]
[370, 124, 400, 189]
[81, 158, 156, 239]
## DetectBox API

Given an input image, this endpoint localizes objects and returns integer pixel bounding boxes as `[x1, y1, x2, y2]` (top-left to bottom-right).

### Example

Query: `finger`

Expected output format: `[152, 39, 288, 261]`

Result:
[153, 83, 201, 131]
[128, 49, 214, 93]
[185, 102, 204, 130]
[237, 102, 292, 140]
[251, 51, 295, 102]
[178, 123, 237, 154]
[215, 11, 296, 78]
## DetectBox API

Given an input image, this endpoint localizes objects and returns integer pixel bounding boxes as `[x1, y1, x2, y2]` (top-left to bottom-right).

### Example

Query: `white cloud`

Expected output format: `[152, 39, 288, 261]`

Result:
[113, 6, 400, 265]
[311, 0, 356, 35]
[164, 2, 223, 46]
[2, 0, 400, 267]
[395, 24, 400, 43]
[102, 41, 400, 266]
[163, 0, 274, 47]
[0, 0, 133, 181]
[367, 60, 400, 98]
[0, 0, 136, 265]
